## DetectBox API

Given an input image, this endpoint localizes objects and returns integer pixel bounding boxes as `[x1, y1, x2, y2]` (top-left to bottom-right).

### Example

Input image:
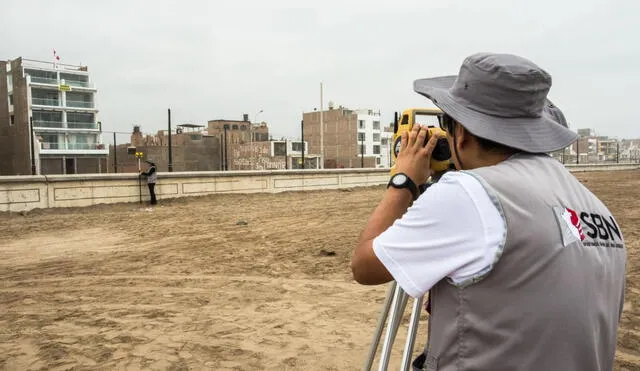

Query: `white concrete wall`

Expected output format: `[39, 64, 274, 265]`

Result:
[0, 164, 638, 212]
[0, 169, 389, 212]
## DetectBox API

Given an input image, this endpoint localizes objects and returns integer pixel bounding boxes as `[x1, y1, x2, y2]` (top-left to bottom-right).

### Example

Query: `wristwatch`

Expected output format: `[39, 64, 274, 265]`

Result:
[387, 173, 419, 201]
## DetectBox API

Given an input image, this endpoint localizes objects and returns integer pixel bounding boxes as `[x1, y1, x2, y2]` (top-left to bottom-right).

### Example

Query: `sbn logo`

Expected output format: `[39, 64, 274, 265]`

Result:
[580, 212, 622, 241]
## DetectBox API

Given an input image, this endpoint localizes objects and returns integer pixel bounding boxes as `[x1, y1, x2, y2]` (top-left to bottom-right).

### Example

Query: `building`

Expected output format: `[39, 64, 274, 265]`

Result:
[109, 124, 221, 173]
[208, 114, 271, 170]
[577, 128, 596, 137]
[550, 127, 631, 164]
[380, 124, 394, 168]
[302, 104, 382, 169]
[0, 57, 107, 175]
[232, 139, 320, 170]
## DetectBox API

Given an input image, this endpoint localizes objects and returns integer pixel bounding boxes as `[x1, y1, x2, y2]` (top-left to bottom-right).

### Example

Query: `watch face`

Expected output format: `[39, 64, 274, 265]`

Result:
[393, 173, 407, 185]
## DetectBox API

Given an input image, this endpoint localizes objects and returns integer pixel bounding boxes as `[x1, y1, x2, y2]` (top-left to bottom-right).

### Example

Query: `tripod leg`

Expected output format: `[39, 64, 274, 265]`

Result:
[386, 290, 409, 352]
[377, 284, 409, 371]
[363, 282, 396, 371]
[400, 295, 424, 371]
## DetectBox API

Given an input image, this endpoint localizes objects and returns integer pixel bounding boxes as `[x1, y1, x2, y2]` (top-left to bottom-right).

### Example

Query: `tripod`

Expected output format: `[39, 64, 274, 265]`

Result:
[362, 169, 451, 370]
[363, 281, 426, 371]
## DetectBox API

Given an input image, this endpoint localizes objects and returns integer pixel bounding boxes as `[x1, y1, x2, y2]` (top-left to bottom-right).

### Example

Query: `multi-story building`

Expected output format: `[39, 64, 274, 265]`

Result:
[0, 57, 107, 175]
[380, 125, 394, 168]
[302, 104, 382, 168]
[207, 113, 271, 170]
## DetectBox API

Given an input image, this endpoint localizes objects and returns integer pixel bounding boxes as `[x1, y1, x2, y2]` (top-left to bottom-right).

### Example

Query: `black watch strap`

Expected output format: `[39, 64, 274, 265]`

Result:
[388, 173, 420, 201]
[419, 182, 434, 195]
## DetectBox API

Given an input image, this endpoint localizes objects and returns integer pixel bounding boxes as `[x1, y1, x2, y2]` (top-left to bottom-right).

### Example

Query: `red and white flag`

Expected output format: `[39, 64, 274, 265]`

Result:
[53, 49, 60, 69]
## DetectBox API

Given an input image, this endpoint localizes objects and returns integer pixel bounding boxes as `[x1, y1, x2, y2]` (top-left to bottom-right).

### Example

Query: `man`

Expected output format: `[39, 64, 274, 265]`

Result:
[140, 159, 158, 205]
[351, 53, 626, 370]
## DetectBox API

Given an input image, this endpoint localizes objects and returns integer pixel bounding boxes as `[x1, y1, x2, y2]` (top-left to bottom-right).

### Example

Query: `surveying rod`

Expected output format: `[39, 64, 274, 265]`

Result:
[138, 157, 142, 204]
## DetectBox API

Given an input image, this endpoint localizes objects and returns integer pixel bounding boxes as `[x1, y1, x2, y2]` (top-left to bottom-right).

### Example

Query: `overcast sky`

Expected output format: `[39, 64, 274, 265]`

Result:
[2, 0, 639, 143]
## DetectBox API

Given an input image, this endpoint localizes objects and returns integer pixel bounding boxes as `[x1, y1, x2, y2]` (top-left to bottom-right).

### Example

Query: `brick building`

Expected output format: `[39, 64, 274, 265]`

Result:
[0, 57, 107, 175]
[302, 104, 386, 168]
[108, 116, 318, 173]
[208, 114, 270, 170]
[109, 125, 222, 173]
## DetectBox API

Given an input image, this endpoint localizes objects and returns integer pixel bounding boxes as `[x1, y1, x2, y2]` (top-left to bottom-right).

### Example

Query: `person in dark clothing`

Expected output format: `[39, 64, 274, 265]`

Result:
[139, 159, 158, 205]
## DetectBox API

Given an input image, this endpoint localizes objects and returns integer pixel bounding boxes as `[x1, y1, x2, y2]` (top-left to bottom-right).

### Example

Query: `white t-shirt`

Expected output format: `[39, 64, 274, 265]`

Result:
[372, 171, 506, 298]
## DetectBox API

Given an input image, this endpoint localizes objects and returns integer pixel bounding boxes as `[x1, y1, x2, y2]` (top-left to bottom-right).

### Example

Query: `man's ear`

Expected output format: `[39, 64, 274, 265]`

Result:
[454, 122, 468, 151]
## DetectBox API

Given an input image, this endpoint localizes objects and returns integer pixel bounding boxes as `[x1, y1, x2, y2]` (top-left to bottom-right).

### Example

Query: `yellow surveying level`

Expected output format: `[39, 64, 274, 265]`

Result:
[390, 108, 452, 176]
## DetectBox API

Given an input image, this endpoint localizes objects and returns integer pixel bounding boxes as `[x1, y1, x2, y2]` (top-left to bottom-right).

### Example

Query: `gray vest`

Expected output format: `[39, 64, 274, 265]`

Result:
[415, 153, 626, 371]
[147, 166, 157, 184]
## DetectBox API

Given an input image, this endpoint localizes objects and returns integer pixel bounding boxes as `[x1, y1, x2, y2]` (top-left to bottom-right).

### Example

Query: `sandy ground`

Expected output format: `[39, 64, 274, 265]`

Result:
[0, 170, 638, 371]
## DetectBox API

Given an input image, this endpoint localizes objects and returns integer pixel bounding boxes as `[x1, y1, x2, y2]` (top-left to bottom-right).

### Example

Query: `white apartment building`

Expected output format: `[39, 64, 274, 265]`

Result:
[1, 57, 107, 175]
[355, 109, 386, 167]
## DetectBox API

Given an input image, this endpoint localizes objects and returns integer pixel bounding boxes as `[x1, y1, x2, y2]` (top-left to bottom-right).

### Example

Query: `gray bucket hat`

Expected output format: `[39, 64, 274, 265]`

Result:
[413, 52, 579, 153]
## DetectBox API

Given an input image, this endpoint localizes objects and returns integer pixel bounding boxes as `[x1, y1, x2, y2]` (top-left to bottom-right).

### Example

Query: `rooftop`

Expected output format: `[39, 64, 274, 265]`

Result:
[17, 58, 89, 74]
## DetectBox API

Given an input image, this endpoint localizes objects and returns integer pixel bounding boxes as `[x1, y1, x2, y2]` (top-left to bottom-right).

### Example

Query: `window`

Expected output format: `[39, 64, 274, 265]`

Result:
[232, 124, 238, 130]
[7, 75, 12, 91]
[68, 134, 95, 150]
[291, 142, 304, 152]
[33, 111, 63, 127]
[373, 145, 380, 154]
[223, 124, 230, 130]
[8, 94, 13, 105]
[373, 133, 381, 142]
[381, 138, 388, 145]
[358, 132, 365, 141]
[40, 134, 59, 149]
[66, 92, 93, 108]
[67, 112, 94, 122]
[274, 142, 286, 156]
[373, 121, 380, 130]
[358, 120, 365, 129]
[60, 73, 89, 87]
[376, 157, 381, 165]
[10, 115, 15, 126]
[31, 88, 59, 105]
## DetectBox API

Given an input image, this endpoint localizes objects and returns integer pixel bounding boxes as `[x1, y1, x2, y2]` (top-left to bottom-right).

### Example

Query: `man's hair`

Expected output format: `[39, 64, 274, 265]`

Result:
[473, 133, 521, 154]
[443, 113, 524, 155]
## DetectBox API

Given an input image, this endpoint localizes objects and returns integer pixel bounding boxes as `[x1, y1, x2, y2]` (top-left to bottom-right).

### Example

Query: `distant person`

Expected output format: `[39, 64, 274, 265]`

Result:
[139, 159, 158, 205]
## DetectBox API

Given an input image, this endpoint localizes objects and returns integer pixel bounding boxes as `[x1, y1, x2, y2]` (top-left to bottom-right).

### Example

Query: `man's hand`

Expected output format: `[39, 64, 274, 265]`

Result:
[395, 123, 441, 185]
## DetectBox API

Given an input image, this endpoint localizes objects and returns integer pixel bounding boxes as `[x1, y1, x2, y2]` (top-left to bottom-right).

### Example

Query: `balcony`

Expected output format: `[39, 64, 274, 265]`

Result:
[41, 142, 62, 150]
[39, 142, 108, 155]
[32, 98, 60, 107]
[30, 76, 59, 85]
[33, 120, 64, 128]
[33, 121, 99, 131]
[68, 143, 101, 150]
[66, 100, 95, 109]
[65, 80, 94, 89]
[67, 122, 98, 129]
